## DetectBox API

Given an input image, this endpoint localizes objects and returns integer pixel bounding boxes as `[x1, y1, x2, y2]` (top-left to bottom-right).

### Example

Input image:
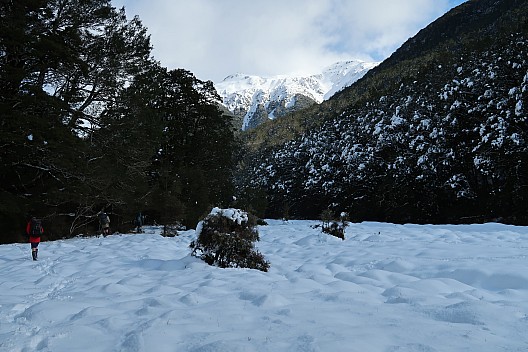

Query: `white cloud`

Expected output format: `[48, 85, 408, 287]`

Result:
[112, 0, 465, 82]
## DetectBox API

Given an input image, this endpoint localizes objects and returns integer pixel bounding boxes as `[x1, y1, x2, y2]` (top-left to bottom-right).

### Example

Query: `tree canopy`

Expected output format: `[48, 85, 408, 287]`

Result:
[0, 0, 237, 243]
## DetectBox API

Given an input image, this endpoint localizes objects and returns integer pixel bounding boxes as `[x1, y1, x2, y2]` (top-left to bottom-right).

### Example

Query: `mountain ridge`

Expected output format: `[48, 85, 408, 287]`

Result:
[215, 60, 378, 130]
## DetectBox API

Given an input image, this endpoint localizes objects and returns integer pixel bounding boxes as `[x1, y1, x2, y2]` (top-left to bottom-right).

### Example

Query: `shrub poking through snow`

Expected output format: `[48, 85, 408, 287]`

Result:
[190, 208, 270, 272]
[162, 223, 184, 237]
[320, 209, 348, 240]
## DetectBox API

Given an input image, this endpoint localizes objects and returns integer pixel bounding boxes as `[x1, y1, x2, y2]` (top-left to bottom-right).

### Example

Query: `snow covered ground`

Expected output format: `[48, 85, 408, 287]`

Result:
[1, 220, 528, 351]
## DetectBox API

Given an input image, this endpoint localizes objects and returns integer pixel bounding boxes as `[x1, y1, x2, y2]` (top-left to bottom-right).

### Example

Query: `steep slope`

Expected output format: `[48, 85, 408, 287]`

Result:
[215, 60, 377, 130]
[237, 0, 528, 225]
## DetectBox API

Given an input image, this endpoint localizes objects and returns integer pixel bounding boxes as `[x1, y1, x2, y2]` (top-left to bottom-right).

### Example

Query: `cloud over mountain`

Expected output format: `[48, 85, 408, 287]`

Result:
[113, 0, 465, 82]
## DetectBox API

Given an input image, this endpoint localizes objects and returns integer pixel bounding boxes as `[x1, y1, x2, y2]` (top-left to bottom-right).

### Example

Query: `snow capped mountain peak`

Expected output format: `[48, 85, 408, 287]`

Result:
[215, 59, 379, 130]
[318, 60, 379, 99]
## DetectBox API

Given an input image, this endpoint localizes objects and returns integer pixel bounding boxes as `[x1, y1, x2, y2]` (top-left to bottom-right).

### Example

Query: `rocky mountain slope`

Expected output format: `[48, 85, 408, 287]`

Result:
[215, 60, 378, 130]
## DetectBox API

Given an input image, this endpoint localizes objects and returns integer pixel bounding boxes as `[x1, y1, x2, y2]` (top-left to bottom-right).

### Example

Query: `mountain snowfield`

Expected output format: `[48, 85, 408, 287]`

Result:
[215, 60, 378, 130]
[2, 220, 528, 351]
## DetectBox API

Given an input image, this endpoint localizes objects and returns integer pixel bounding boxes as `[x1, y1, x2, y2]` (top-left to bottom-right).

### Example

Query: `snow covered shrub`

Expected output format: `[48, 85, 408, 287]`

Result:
[323, 222, 346, 240]
[190, 208, 270, 272]
[162, 222, 186, 237]
[257, 218, 268, 226]
[320, 210, 348, 240]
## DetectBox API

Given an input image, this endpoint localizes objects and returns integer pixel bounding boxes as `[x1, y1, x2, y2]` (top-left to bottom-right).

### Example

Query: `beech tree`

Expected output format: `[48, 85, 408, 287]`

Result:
[128, 67, 237, 227]
[0, 0, 153, 240]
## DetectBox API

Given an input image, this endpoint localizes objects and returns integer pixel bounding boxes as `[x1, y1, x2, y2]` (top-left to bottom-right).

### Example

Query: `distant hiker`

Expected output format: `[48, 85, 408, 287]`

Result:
[26, 217, 43, 261]
[134, 212, 145, 233]
[98, 211, 111, 236]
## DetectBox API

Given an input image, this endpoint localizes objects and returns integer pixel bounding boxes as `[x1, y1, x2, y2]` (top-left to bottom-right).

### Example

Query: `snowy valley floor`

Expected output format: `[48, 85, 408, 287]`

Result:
[1, 220, 528, 352]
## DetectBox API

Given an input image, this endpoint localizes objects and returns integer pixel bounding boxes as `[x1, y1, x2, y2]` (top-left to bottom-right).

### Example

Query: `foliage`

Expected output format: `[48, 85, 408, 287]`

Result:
[161, 223, 185, 238]
[0, 0, 149, 240]
[127, 66, 237, 228]
[320, 210, 347, 240]
[0, 0, 238, 242]
[190, 208, 270, 272]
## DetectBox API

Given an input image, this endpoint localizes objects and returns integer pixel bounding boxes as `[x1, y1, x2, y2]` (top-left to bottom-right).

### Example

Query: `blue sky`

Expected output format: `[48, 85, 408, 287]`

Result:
[112, 0, 468, 82]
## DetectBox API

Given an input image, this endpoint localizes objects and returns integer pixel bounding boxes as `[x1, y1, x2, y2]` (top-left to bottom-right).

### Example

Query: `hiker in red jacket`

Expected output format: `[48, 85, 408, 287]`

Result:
[26, 217, 43, 261]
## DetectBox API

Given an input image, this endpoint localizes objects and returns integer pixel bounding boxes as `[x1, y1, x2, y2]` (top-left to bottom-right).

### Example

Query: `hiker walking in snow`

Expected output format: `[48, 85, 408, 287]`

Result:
[98, 211, 111, 236]
[26, 217, 43, 260]
[134, 212, 145, 233]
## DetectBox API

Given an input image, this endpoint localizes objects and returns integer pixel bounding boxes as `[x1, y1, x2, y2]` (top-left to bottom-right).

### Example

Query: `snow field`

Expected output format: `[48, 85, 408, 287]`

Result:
[1, 221, 527, 351]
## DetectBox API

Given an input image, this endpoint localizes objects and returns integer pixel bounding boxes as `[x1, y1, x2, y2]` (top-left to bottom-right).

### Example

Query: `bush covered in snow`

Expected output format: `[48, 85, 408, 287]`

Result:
[190, 208, 270, 272]
[321, 209, 348, 240]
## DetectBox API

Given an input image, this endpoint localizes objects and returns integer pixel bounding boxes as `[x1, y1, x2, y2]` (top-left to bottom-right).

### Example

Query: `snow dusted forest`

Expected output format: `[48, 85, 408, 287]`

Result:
[238, 1, 528, 224]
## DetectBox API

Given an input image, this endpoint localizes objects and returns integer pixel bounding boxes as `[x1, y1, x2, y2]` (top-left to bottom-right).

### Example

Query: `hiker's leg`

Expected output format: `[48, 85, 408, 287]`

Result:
[31, 243, 38, 260]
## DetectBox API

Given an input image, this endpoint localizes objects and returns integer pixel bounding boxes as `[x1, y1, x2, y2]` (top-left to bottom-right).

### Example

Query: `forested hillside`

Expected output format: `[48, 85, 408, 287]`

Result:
[0, 0, 237, 243]
[236, 0, 528, 224]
